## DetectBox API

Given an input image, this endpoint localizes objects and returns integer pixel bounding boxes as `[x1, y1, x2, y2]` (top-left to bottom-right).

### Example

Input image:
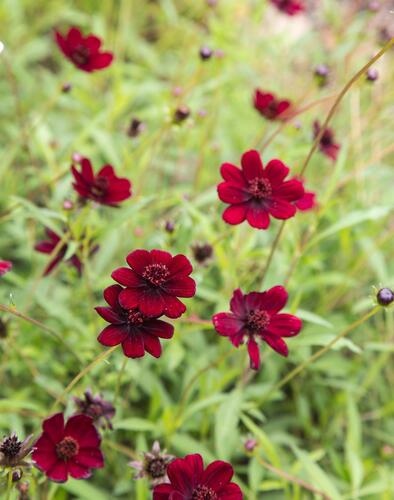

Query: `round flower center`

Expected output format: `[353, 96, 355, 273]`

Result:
[0, 435, 22, 458]
[55, 437, 79, 461]
[142, 263, 170, 286]
[91, 177, 109, 197]
[248, 177, 272, 199]
[146, 457, 167, 479]
[192, 485, 218, 500]
[127, 309, 145, 325]
[246, 309, 270, 332]
[71, 45, 90, 66]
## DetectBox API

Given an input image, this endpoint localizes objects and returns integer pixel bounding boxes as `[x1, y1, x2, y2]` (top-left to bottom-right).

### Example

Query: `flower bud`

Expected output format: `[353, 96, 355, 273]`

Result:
[376, 288, 394, 306]
[366, 68, 379, 82]
[199, 46, 213, 60]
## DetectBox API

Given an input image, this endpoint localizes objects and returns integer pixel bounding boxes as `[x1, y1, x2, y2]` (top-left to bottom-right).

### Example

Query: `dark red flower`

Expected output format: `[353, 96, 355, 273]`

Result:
[254, 89, 292, 120]
[313, 121, 340, 161]
[271, 0, 305, 16]
[153, 453, 243, 500]
[217, 150, 304, 229]
[71, 158, 132, 206]
[212, 287, 302, 370]
[32, 413, 104, 482]
[55, 27, 113, 72]
[295, 190, 317, 211]
[96, 284, 174, 358]
[35, 229, 82, 276]
[0, 260, 12, 276]
[111, 249, 196, 318]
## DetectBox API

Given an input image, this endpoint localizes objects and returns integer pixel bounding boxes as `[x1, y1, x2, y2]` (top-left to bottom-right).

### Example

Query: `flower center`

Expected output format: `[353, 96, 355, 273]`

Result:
[127, 308, 145, 325]
[91, 177, 109, 198]
[55, 437, 79, 461]
[246, 310, 270, 332]
[71, 45, 90, 66]
[142, 263, 170, 286]
[248, 177, 272, 199]
[0, 435, 22, 458]
[320, 131, 332, 146]
[146, 457, 167, 478]
[192, 485, 218, 500]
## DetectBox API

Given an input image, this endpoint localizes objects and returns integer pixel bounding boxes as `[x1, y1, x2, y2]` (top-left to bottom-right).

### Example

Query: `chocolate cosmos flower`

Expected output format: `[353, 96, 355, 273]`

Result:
[254, 89, 292, 120]
[112, 249, 196, 318]
[313, 121, 340, 161]
[217, 150, 304, 229]
[271, 0, 305, 15]
[55, 27, 113, 72]
[212, 287, 302, 370]
[96, 284, 174, 358]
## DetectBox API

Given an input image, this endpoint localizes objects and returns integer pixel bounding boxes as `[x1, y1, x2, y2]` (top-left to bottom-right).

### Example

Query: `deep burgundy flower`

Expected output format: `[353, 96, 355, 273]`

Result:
[55, 27, 113, 72]
[271, 0, 305, 16]
[192, 243, 213, 265]
[111, 249, 196, 318]
[217, 150, 304, 229]
[96, 284, 175, 358]
[0, 260, 12, 276]
[254, 89, 292, 120]
[73, 390, 115, 430]
[313, 121, 340, 161]
[71, 157, 132, 206]
[153, 453, 243, 499]
[32, 413, 104, 482]
[35, 229, 82, 276]
[212, 287, 302, 370]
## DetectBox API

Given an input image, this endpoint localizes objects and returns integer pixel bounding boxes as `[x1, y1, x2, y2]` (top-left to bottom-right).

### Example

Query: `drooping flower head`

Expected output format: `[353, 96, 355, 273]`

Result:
[271, 0, 305, 16]
[73, 390, 115, 430]
[212, 287, 302, 370]
[0, 260, 12, 276]
[254, 89, 292, 120]
[32, 413, 104, 482]
[112, 249, 196, 318]
[96, 284, 174, 358]
[313, 121, 340, 161]
[129, 441, 174, 487]
[0, 433, 33, 469]
[55, 27, 113, 72]
[153, 453, 243, 499]
[71, 157, 132, 206]
[217, 150, 304, 229]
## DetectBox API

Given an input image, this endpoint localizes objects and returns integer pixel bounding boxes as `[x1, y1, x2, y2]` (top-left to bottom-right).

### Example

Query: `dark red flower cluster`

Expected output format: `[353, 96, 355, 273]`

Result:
[96, 250, 196, 359]
[271, 0, 305, 16]
[55, 27, 113, 72]
[71, 157, 132, 206]
[254, 89, 292, 120]
[213, 286, 302, 370]
[32, 413, 104, 482]
[153, 453, 243, 499]
[217, 150, 304, 229]
[313, 120, 341, 161]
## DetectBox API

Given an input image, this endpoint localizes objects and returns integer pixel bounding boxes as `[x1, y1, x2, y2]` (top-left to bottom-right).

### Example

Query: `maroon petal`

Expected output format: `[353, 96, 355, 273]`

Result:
[85, 35, 101, 51]
[167, 254, 193, 278]
[126, 249, 152, 274]
[68, 460, 92, 479]
[241, 150, 264, 181]
[103, 284, 123, 308]
[244, 291, 266, 313]
[43, 413, 64, 444]
[267, 313, 302, 337]
[258, 286, 288, 314]
[150, 249, 173, 265]
[164, 276, 196, 298]
[118, 287, 141, 309]
[222, 203, 248, 225]
[111, 267, 142, 287]
[217, 182, 250, 204]
[163, 295, 187, 319]
[65, 415, 101, 448]
[264, 159, 289, 187]
[153, 483, 175, 499]
[139, 289, 166, 317]
[32, 437, 57, 471]
[47, 460, 68, 482]
[246, 205, 270, 229]
[143, 334, 162, 358]
[95, 306, 123, 324]
[218, 482, 243, 499]
[142, 319, 174, 338]
[229, 288, 247, 316]
[80, 158, 94, 183]
[75, 448, 104, 468]
[295, 191, 316, 211]
[263, 334, 288, 356]
[212, 312, 243, 337]
[55, 31, 71, 57]
[220, 163, 245, 184]
[97, 324, 128, 346]
[167, 455, 200, 493]
[91, 52, 114, 70]
[67, 27, 83, 46]
[276, 100, 291, 117]
[35, 241, 56, 254]
[121, 332, 145, 358]
[202, 460, 234, 489]
[273, 179, 304, 202]
[247, 338, 261, 370]
[268, 198, 296, 219]
[43, 252, 65, 276]
[98, 165, 115, 177]
[184, 453, 204, 483]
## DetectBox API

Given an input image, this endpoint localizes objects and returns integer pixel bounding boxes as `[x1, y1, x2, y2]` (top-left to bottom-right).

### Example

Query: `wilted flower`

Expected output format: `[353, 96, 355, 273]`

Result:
[73, 390, 115, 430]
[55, 27, 113, 72]
[313, 120, 340, 161]
[212, 287, 302, 370]
[0, 433, 33, 468]
[32, 413, 104, 482]
[271, 0, 305, 16]
[127, 118, 146, 138]
[0, 260, 12, 276]
[376, 288, 393, 306]
[192, 243, 213, 265]
[129, 441, 174, 487]
[254, 89, 292, 121]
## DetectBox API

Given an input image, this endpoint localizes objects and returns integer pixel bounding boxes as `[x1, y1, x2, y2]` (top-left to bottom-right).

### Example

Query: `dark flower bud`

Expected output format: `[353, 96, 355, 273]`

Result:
[366, 68, 379, 82]
[244, 438, 258, 452]
[127, 118, 145, 138]
[199, 46, 213, 60]
[73, 389, 115, 429]
[192, 243, 213, 264]
[314, 64, 330, 87]
[173, 106, 191, 123]
[0, 433, 33, 468]
[61, 82, 72, 93]
[12, 470, 23, 482]
[377, 288, 394, 306]
[164, 221, 175, 233]
[63, 199, 74, 210]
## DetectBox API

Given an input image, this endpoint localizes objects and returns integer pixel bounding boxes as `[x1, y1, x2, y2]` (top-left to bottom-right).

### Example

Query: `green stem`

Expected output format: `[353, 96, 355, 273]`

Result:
[260, 221, 286, 289]
[114, 357, 128, 408]
[6, 470, 13, 500]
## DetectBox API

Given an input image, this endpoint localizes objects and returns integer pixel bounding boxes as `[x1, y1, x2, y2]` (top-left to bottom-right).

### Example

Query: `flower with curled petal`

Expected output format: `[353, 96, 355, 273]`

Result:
[254, 89, 292, 120]
[313, 121, 340, 161]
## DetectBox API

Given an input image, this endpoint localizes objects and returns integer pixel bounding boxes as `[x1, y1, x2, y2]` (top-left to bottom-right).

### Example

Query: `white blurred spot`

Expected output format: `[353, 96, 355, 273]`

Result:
[0, 41, 4, 54]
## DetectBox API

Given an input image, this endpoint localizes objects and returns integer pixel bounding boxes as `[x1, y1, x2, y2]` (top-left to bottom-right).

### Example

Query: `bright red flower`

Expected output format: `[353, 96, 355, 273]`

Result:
[271, 0, 305, 16]
[212, 287, 302, 370]
[96, 284, 174, 358]
[35, 229, 83, 276]
[55, 27, 113, 72]
[254, 89, 292, 120]
[32, 413, 104, 482]
[112, 249, 196, 319]
[313, 121, 340, 161]
[0, 260, 12, 276]
[71, 157, 132, 206]
[217, 150, 304, 230]
[153, 453, 243, 500]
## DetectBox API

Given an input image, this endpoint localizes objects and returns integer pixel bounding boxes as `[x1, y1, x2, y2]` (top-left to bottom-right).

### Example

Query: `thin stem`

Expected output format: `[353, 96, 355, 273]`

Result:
[256, 455, 331, 499]
[6, 470, 13, 500]
[260, 221, 286, 288]
[259, 306, 380, 405]
[0, 304, 82, 362]
[114, 357, 128, 408]
[50, 346, 117, 412]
